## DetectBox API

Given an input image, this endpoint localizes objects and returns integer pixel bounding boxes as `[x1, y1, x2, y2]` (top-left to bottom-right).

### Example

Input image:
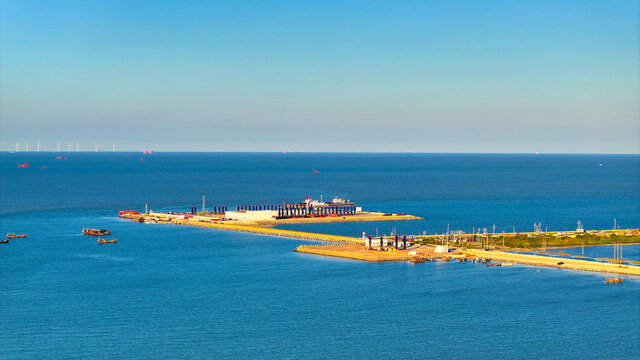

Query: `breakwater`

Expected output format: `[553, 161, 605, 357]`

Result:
[467, 249, 640, 276]
[296, 244, 410, 262]
[167, 218, 364, 244]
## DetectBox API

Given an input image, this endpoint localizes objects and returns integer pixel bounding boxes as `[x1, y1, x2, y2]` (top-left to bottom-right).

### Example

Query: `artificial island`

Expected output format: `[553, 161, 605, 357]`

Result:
[118, 197, 640, 278]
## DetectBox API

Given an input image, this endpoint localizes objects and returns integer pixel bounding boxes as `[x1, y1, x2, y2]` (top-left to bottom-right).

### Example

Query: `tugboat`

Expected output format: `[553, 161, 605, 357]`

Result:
[606, 277, 623, 283]
[97, 237, 117, 244]
[83, 228, 111, 236]
[7, 233, 27, 238]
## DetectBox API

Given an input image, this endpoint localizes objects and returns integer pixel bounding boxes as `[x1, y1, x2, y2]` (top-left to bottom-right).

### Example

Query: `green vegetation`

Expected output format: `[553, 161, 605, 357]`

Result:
[414, 233, 640, 249]
[498, 233, 640, 249]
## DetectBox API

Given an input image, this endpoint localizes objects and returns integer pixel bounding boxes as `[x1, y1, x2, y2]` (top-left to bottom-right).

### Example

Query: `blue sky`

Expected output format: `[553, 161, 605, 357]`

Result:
[1, 0, 638, 153]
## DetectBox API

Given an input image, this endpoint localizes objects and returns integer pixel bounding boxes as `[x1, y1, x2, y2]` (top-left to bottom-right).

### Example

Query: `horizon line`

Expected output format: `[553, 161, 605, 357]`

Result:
[2, 150, 639, 155]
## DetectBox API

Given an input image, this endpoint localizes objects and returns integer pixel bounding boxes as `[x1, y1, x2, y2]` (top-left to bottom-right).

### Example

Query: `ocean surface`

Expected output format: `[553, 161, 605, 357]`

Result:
[1, 152, 639, 359]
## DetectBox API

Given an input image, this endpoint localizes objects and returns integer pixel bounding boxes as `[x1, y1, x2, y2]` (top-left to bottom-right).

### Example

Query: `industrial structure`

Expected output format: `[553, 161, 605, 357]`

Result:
[202, 196, 362, 221]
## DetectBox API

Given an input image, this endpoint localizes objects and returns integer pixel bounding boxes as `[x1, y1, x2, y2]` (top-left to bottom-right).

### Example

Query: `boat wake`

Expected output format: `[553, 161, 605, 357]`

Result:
[71, 254, 133, 262]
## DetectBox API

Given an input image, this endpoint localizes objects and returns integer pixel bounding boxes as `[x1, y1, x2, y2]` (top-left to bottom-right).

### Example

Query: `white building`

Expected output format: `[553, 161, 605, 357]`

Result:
[435, 244, 449, 253]
[365, 237, 390, 248]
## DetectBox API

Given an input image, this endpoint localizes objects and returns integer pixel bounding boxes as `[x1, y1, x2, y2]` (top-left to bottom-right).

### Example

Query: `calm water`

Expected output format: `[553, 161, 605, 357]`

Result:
[1, 153, 639, 359]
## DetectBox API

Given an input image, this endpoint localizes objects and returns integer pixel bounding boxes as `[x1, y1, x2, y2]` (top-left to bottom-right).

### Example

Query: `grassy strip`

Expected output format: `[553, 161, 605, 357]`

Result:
[416, 234, 640, 249]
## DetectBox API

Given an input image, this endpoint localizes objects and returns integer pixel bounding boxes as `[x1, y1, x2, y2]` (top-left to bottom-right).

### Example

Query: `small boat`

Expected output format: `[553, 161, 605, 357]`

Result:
[7, 233, 27, 238]
[501, 263, 513, 266]
[0, 239, 9, 244]
[606, 277, 623, 283]
[97, 238, 117, 244]
[407, 257, 426, 263]
[83, 228, 111, 236]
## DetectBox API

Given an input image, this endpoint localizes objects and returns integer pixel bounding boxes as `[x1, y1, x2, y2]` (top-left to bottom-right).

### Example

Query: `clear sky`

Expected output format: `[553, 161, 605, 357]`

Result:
[1, 0, 638, 153]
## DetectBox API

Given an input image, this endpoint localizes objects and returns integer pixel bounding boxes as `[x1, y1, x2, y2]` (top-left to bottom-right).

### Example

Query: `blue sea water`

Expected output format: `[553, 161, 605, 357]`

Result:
[1, 152, 639, 359]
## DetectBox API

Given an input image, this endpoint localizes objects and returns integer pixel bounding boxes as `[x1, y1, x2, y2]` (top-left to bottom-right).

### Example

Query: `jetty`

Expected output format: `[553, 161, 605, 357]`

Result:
[466, 249, 640, 276]
[168, 218, 364, 244]
[294, 245, 640, 275]
[295, 244, 448, 262]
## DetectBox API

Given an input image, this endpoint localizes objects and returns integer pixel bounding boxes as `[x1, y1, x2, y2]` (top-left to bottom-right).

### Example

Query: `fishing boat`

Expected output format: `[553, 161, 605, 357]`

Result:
[606, 277, 623, 283]
[0, 239, 9, 244]
[97, 237, 117, 244]
[7, 233, 27, 238]
[83, 228, 111, 236]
